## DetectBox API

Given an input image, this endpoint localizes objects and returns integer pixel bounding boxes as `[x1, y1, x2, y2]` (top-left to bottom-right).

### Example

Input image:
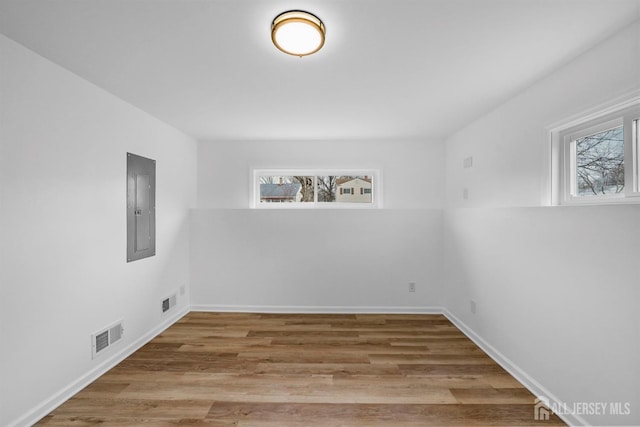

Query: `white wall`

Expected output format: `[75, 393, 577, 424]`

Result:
[192, 139, 444, 311]
[446, 21, 640, 209]
[191, 209, 442, 311]
[0, 35, 197, 427]
[198, 139, 443, 210]
[444, 20, 640, 426]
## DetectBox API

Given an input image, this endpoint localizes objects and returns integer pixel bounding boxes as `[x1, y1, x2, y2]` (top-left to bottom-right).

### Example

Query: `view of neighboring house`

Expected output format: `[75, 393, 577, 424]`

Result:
[336, 177, 372, 203]
[260, 182, 302, 203]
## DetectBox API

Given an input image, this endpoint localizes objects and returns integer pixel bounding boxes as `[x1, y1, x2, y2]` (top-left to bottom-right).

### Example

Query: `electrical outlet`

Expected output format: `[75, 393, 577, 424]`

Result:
[463, 188, 469, 200]
[161, 293, 177, 316]
[408, 282, 416, 293]
[180, 285, 185, 296]
[470, 300, 477, 314]
[463, 156, 473, 168]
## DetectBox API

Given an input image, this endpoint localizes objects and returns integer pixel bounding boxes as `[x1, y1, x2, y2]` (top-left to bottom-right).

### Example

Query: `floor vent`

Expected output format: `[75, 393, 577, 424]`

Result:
[161, 293, 177, 315]
[91, 320, 124, 359]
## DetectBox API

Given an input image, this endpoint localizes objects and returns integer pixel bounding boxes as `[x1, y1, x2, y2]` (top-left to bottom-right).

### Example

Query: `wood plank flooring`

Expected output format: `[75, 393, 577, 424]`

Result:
[37, 312, 566, 426]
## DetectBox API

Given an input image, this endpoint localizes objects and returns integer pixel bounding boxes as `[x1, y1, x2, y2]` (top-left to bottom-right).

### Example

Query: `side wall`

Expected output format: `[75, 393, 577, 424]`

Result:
[444, 21, 640, 426]
[0, 35, 197, 426]
[192, 140, 444, 311]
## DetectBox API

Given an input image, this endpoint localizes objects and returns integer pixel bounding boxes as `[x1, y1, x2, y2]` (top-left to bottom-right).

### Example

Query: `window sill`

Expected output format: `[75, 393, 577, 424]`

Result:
[559, 195, 640, 206]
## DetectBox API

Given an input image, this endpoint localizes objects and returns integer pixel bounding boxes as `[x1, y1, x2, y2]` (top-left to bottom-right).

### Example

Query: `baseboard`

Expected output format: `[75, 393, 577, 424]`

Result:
[9, 306, 190, 427]
[443, 308, 587, 427]
[11, 305, 586, 427]
[191, 304, 444, 314]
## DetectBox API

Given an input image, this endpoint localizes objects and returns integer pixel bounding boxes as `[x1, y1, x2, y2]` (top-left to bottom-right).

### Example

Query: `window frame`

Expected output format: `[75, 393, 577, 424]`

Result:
[552, 100, 640, 206]
[251, 169, 381, 209]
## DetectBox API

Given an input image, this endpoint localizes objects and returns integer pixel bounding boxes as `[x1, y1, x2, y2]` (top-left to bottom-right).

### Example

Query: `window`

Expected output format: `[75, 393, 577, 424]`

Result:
[253, 170, 380, 208]
[553, 101, 640, 205]
[258, 176, 311, 203]
[574, 125, 624, 196]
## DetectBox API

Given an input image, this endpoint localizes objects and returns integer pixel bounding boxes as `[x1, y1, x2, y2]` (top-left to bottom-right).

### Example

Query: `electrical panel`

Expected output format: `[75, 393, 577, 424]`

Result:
[127, 153, 156, 262]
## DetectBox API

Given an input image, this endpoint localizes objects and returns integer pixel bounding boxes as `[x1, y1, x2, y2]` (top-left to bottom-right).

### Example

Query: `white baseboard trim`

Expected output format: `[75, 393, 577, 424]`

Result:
[9, 306, 189, 427]
[191, 304, 444, 314]
[443, 308, 587, 427]
[11, 305, 585, 427]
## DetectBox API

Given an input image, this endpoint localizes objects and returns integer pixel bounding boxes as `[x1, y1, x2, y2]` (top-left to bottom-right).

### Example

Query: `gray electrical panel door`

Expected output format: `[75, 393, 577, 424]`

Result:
[127, 153, 156, 262]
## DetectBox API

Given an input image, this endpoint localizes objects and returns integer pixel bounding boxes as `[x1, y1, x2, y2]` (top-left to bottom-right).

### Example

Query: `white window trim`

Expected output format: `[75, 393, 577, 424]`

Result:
[549, 95, 640, 206]
[251, 169, 382, 209]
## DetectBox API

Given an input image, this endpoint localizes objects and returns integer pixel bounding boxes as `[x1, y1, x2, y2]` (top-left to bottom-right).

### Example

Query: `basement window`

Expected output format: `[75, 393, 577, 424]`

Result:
[553, 101, 640, 205]
[252, 170, 380, 208]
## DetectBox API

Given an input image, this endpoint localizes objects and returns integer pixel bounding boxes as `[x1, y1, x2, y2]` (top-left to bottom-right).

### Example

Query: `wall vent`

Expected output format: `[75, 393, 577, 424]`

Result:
[161, 293, 177, 316]
[91, 320, 124, 359]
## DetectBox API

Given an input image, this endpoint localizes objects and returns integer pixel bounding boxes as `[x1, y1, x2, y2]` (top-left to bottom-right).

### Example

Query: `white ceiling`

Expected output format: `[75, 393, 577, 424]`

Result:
[1, 0, 638, 141]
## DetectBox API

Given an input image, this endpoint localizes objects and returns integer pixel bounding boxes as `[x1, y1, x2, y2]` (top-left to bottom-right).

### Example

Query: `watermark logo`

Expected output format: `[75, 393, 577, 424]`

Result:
[535, 397, 551, 421]
[534, 396, 632, 421]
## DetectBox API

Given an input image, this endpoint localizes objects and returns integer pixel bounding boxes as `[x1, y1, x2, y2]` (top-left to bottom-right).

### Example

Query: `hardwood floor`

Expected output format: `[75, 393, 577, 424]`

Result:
[37, 312, 566, 426]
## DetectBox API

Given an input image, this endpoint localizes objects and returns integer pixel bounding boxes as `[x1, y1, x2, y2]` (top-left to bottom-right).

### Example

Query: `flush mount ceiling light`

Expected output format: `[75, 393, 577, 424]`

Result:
[271, 10, 325, 57]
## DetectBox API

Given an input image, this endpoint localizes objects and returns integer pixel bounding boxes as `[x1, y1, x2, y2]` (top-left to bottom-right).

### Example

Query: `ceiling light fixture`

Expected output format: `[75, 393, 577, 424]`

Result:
[271, 10, 325, 57]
